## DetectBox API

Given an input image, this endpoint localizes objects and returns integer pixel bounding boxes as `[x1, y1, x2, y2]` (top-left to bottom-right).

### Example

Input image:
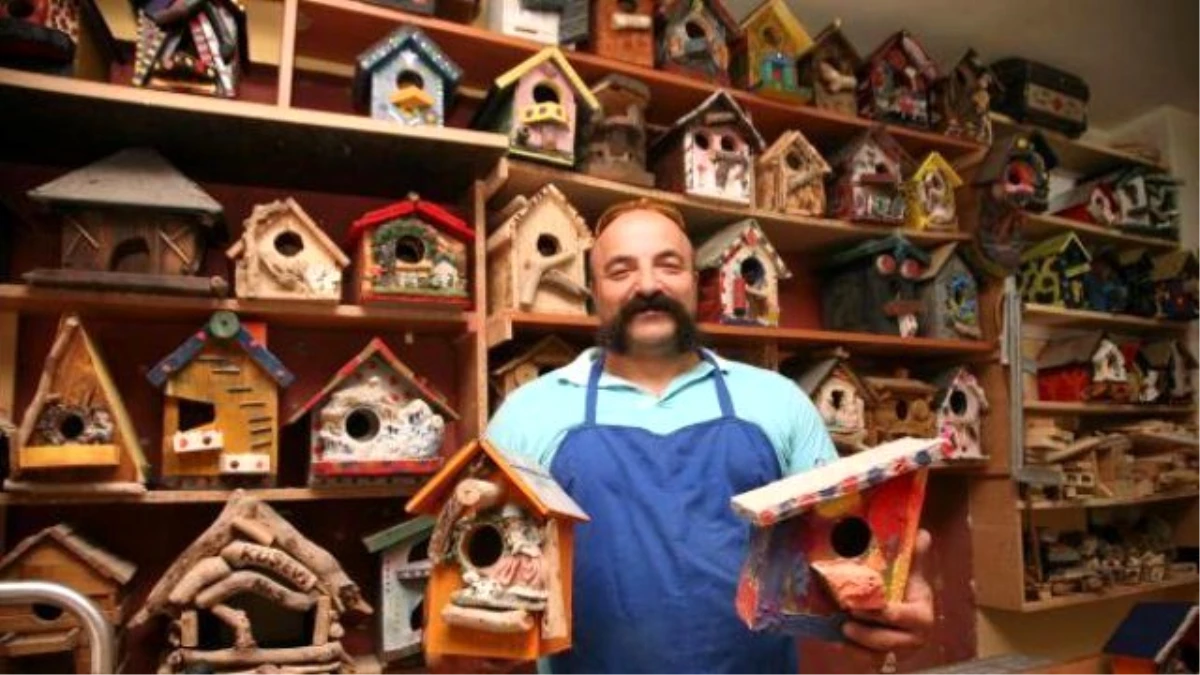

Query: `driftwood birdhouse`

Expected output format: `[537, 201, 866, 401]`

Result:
[795, 21, 861, 116]
[580, 74, 654, 187]
[656, 0, 738, 84]
[1019, 232, 1093, 309]
[1036, 332, 1130, 402]
[363, 515, 436, 664]
[133, 0, 247, 98]
[917, 243, 981, 340]
[904, 151, 963, 231]
[821, 234, 930, 337]
[226, 198, 349, 303]
[857, 30, 938, 129]
[732, 0, 811, 101]
[1137, 339, 1198, 404]
[353, 25, 462, 127]
[1150, 249, 1199, 321]
[695, 218, 791, 326]
[405, 438, 589, 660]
[0, 0, 116, 75]
[588, 0, 653, 67]
[864, 369, 937, 444]
[485, 0, 588, 47]
[929, 49, 998, 145]
[932, 366, 988, 459]
[491, 335, 578, 403]
[756, 129, 830, 217]
[789, 349, 875, 455]
[826, 126, 914, 224]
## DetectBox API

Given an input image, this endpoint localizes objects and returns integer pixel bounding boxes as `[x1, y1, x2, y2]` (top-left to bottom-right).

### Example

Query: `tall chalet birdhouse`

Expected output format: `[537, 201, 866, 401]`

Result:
[287, 338, 459, 484]
[756, 129, 831, 217]
[25, 148, 226, 297]
[733, 0, 811, 101]
[1150, 249, 1199, 320]
[649, 90, 765, 207]
[789, 349, 875, 455]
[133, 0, 247, 98]
[929, 49, 999, 145]
[1104, 602, 1198, 675]
[656, 0, 739, 85]
[491, 335, 578, 403]
[932, 366, 988, 459]
[826, 126, 915, 224]
[486, 0, 589, 47]
[973, 131, 1058, 213]
[1036, 332, 1130, 402]
[822, 234, 930, 337]
[128, 490, 374, 673]
[147, 311, 294, 488]
[405, 439, 589, 660]
[795, 20, 861, 116]
[695, 218, 791, 326]
[1019, 232, 1093, 308]
[917, 243, 981, 340]
[8, 314, 147, 494]
[857, 30, 938, 129]
[226, 198, 349, 303]
[731, 438, 944, 639]
[363, 515, 436, 664]
[487, 184, 592, 316]
[353, 25, 462, 127]
[864, 369, 937, 444]
[1137, 339, 1198, 404]
[588, 0, 653, 67]
[580, 74, 655, 187]
[0, 0, 116, 76]
[347, 194, 474, 307]
[904, 152, 963, 231]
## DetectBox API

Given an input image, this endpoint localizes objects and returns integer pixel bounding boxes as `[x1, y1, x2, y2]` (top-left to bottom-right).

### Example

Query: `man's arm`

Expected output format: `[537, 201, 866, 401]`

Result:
[780, 383, 839, 476]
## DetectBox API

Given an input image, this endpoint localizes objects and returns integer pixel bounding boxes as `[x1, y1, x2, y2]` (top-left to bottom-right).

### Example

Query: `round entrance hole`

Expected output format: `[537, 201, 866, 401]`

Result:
[536, 233, 561, 257]
[532, 83, 560, 104]
[345, 408, 381, 442]
[830, 517, 872, 559]
[464, 524, 504, 569]
[273, 231, 304, 257]
[33, 603, 63, 622]
[395, 236, 425, 264]
[58, 413, 86, 441]
[396, 69, 424, 90]
[949, 390, 968, 416]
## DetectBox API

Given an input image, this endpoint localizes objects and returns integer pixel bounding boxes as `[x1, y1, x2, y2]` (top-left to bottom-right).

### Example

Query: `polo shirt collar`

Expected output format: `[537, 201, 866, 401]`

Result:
[559, 347, 731, 390]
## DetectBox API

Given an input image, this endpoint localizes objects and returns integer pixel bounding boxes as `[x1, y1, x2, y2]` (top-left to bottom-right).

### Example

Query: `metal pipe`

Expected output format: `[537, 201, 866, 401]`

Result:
[0, 580, 114, 674]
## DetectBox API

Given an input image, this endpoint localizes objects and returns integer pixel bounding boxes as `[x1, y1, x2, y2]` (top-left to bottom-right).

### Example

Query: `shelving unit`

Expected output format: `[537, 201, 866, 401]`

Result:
[1018, 576, 1199, 613]
[0, 483, 420, 506]
[1023, 303, 1192, 333]
[990, 113, 1168, 175]
[1023, 401, 1198, 416]
[1021, 211, 1181, 252]
[1019, 489, 1199, 511]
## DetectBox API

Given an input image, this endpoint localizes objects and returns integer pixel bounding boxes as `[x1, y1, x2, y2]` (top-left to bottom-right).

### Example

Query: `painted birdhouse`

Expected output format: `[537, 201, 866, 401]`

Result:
[1082, 246, 1131, 314]
[24, 148, 226, 297]
[1036, 332, 1130, 402]
[1137, 340, 1198, 405]
[405, 438, 589, 660]
[755, 129, 831, 217]
[904, 152, 963, 231]
[826, 126, 915, 224]
[789, 349, 875, 455]
[353, 25, 462, 127]
[363, 515, 436, 664]
[1118, 248, 1158, 317]
[917, 243, 980, 340]
[1104, 602, 1198, 675]
[929, 49, 999, 144]
[821, 234, 930, 337]
[972, 130, 1058, 213]
[731, 437, 945, 639]
[588, 0, 653, 67]
[649, 89, 765, 207]
[128, 490, 374, 673]
[133, 0, 247, 98]
[487, 184, 592, 316]
[857, 30, 939, 129]
[0, 0, 116, 75]
[1150, 249, 1199, 321]
[486, 0, 589, 47]
[347, 193, 474, 307]
[8, 314, 147, 494]
[0, 524, 134, 674]
[732, 0, 812, 101]
[931, 366, 988, 460]
[491, 335, 578, 403]
[287, 338, 459, 485]
[795, 20, 862, 117]
[695, 218, 791, 326]
[1134, 172, 1183, 241]
[580, 74, 654, 187]
[864, 369, 937, 444]
[226, 198, 349, 303]
[1019, 232, 1093, 309]
[147, 311, 295, 488]
[656, 0, 739, 85]
[1050, 173, 1123, 228]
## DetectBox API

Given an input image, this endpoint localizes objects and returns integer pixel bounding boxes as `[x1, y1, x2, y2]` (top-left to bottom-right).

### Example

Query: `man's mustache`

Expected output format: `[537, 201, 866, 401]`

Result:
[597, 292, 700, 355]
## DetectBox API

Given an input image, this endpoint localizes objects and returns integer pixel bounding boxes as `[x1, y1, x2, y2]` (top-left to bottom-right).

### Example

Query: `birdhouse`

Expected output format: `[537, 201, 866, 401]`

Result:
[917, 243, 981, 340]
[857, 30, 939, 129]
[649, 90, 765, 207]
[755, 129, 831, 217]
[825, 125, 915, 224]
[579, 74, 654, 187]
[931, 366, 988, 459]
[1104, 602, 1198, 675]
[487, 184, 592, 316]
[1082, 246, 1131, 314]
[226, 198, 349, 303]
[929, 49, 999, 145]
[0, 0, 116, 76]
[353, 26, 462, 127]
[1036, 332, 1130, 402]
[730, 437, 945, 638]
[655, 0, 739, 85]
[821, 234, 930, 337]
[8, 315, 147, 494]
[1137, 339, 1198, 404]
[1150, 249, 1199, 320]
[864, 369, 937, 444]
[24, 148, 227, 297]
[1136, 172, 1183, 241]
[147, 312, 295, 488]
[732, 0, 812, 101]
[788, 349, 875, 455]
[972, 130, 1058, 213]
[587, 0, 653, 67]
[287, 338, 459, 485]
[133, 0, 247, 98]
[128, 490, 374, 673]
[1019, 232, 1093, 309]
[1049, 173, 1122, 228]
[485, 0, 589, 47]
[347, 193, 474, 307]
[363, 515, 436, 664]
[405, 438, 589, 660]
[0, 524, 134, 674]
[695, 218, 791, 326]
[904, 152, 963, 231]
[795, 20, 862, 117]
[491, 335, 578, 403]
[1116, 248, 1158, 317]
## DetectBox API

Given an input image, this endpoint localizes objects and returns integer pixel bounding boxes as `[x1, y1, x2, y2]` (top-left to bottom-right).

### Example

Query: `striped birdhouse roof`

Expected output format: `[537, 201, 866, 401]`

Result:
[146, 312, 294, 389]
[346, 193, 474, 247]
[695, 218, 791, 279]
[0, 523, 136, 586]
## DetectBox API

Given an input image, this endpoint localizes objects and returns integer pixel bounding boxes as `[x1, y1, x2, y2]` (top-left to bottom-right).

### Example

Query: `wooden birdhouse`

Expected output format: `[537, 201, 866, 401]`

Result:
[1136, 172, 1183, 241]
[857, 30, 939, 129]
[25, 148, 226, 297]
[826, 126, 915, 224]
[904, 152, 963, 231]
[1137, 340, 1198, 404]
[755, 129, 831, 217]
[821, 234, 930, 337]
[864, 369, 937, 444]
[931, 366, 988, 459]
[405, 438, 589, 660]
[917, 243, 981, 340]
[579, 74, 654, 187]
[655, 0, 739, 85]
[1049, 173, 1123, 228]
[128, 490, 374, 673]
[731, 437, 945, 638]
[491, 335, 578, 403]
[929, 49, 999, 145]
[789, 349, 875, 455]
[363, 515, 436, 664]
[1117, 248, 1158, 318]
[587, 0, 653, 67]
[347, 193, 474, 307]
[695, 218, 791, 326]
[732, 0, 812, 101]
[1036, 332, 1131, 402]
[1150, 249, 1199, 321]
[226, 198, 349, 303]
[1019, 232, 1093, 309]
[649, 90, 765, 207]
[971, 130, 1058, 213]
[486, 0, 589, 47]
[8, 314, 147, 494]
[1081, 246, 1131, 314]
[0, 0, 116, 76]
[1105, 603, 1199, 675]
[287, 338, 460, 485]
[0, 524, 134, 674]
[487, 184, 592, 316]
[146, 311, 295, 488]
[795, 20, 862, 117]
[133, 0, 247, 98]
[353, 25, 462, 127]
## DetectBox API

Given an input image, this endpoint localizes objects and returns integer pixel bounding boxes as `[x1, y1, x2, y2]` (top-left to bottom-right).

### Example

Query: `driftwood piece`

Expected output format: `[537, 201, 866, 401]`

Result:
[179, 610, 199, 648]
[212, 603, 256, 649]
[441, 605, 533, 633]
[328, 622, 344, 640]
[221, 541, 317, 591]
[257, 513, 373, 616]
[169, 557, 234, 605]
[195, 570, 316, 612]
[540, 522, 566, 641]
[2, 480, 147, 494]
[313, 596, 332, 646]
[233, 516, 276, 546]
[24, 268, 230, 297]
[16, 315, 78, 447]
[455, 478, 503, 510]
[168, 642, 348, 669]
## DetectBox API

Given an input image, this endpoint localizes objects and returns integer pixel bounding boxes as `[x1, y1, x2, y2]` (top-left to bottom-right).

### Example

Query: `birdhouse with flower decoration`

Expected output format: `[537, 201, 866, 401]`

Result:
[857, 30, 939, 129]
[353, 25, 462, 127]
[656, 0, 739, 85]
[695, 218, 791, 326]
[821, 234, 930, 337]
[931, 366, 988, 460]
[732, 0, 811, 101]
[904, 152, 963, 231]
[916, 243, 981, 340]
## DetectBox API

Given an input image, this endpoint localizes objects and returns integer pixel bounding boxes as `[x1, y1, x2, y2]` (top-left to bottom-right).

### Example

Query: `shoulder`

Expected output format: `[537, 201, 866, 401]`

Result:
[719, 355, 813, 408]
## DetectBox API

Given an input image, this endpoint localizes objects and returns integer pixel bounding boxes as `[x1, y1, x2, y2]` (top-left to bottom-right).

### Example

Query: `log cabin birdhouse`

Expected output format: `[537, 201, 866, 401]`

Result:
[695, 218, 791, 326]
[730, 437, 945, 638]
[353, 25, 462, 127]
[579, 74, 654, 187]
[904, 151, 963, 231]
[588, 0, 653, 67]
[347, 193, 474, 307]
[929, 49, 998, 145]
[405, 438, 589, 660]
[132, 0, 247, 98]
[1104, 602, 1198, 675]
[25, 148, 226, 297]
[226, 198, 349, 303]
[756, 129, 831, 217]
[826, 126, 915, 224]
[1036, 332, 1130, 403]
[0, 0, 116, 76]
[732, 0, 811, 101]
[491, 335, 578, 403]
[821, 234, 930, 337]
[487, 184, 592, 317]
[789, 350, 875, 455]
[472, 46, 600, 168]
[147, 311, 295, 488]
[916, 243, 981, 340]
[649, 89, 765, 207]
[1150, 249, 1199, 321]
[795, 20, 861, 117]
[485, 0, 589, 47]
[864, 369, 937, 445]
[128, 490, 374, 674]
[1137, 339, 1198, 404]
[1019, 232, 1093, 309]
[363, 515, 436, 665]
[655, 0, 739, 85]
[287, 338, 460, 484]
[857, 30, 939, 129]
[972, 130, 1058, 214]
[931, 366, 988, 460]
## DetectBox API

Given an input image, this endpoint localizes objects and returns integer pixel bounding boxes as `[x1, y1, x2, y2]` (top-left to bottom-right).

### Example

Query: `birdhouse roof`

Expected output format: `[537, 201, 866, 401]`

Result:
[659, 0, 739, 36]
[591, 74, 651, 113]
[491, 183, 591, 247]
[740, 0, 811, 50]
[865, 372, 936, 396]
[0, 524, 136, 586]
[911, 152, 964, 188]
[973, 131, 1059, 185]
[794, 353, 874, 404]
[346, 194, 474, 246]
[146, 313, 294, 389]
[1037, 331, 1117, 370]
[758, 130, 831, 176]
[226, 198, 350, 268]
[826, 125, 915, 176]
[1103, 602, 1198, 663]
[732, 437, 946, 527]
[650, 90, 766, 158]
[1020, 232, 1092, 265]
[825, 233, 930, 270]
[796, 20, 862, 71]
[491, 335, 578, 379]
[694, 218, 791, 279]
[1150, 249, 1198, 282]
[930, 366, 987, 411]
[362, 514, 436, 554]
[353, 25, 462, 111]
[472, 46, 600, 129]
[917, 243, 966, 281]
[407, 439, 589, 523]
[862, 30, 939, 82]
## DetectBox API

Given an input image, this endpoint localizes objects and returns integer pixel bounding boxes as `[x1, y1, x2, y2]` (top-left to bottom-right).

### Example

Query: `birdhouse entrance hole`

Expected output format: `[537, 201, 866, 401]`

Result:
[345, 408, 381, 442]
[684, 20, 705, 39]
[533, 83, 560, 105]
[831, 517, 872, 558]
[949, 390, 968, 415]
[741, 257, 766, 286]
[395, 236, 425, 264]
[830, 390, 845, 409]
[109, 237, 151, 273]
[198, 592, 315, 650]
[6, 0, 35, 18]
[786, 151, 803, 171]
[536, 234, 561, 257]
[178, 399, 216, 431]
[58, 413, 86, 441]
[895, 399, 909, 420]
[464, 523, 504, 569]
[32, 603, 63, 622]
[396, 70, 425, 90]
[273, 231, 305, 257]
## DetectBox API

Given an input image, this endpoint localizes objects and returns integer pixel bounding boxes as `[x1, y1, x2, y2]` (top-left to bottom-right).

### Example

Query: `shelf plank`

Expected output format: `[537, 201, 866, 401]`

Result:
[0, 483, 420, 506]
[1021, 211, 1180, 252]
[1017, 575, 1198, 613]
[1024, 303, 1192, 333]
[1024, 401, 1198, 416]
[991, 114, 1169, 175]
[1019, 489, 1199, 511]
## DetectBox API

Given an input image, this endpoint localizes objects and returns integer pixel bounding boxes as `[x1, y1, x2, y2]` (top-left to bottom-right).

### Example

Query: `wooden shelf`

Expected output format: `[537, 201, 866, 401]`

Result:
[1024, 401, 1198, 416]
[1015, 575, 1198, 613]
[0, 483, 420, 506]
[1019, 489, 1199, 511]
[991, 113, 1169, 175]
[1023, 303, 1192, 333]
[1021, 211, 1181, 252]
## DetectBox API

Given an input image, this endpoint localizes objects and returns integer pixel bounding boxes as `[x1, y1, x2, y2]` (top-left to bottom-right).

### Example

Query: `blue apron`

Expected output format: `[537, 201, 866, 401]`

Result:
[548, 353, 797, 674]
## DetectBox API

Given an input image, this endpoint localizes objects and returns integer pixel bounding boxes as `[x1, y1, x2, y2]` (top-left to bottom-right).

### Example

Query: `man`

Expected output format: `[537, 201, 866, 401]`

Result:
[485, 199, 934, 673]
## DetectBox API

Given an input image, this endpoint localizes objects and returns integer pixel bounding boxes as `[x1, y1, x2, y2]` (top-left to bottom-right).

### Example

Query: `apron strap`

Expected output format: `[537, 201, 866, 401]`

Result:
[586, 351, 737, 423]
[701, 351, 737, 418]
[585, 351, 605, 425]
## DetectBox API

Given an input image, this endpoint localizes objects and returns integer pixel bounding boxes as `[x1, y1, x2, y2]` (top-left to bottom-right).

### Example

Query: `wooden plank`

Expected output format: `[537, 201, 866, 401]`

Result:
[0, 311, 15, 424]
[1022, 212, 1180, 253]
[18, 444, 121, 469]
[991, 113, 1168, 175]
[969, 477, 1026, 611]
[179, 611, 199, 648]
[1024, 303, 1190, 333]
[458, 180, 489, 438]
[276, 0, 300, 107]
[0, 627, 80, 656]
[1017, 575, 1199, 613]
[1024, 402, 1198, 416]
[0, 483, 421, 505]
[1019, 488, 1199, 511]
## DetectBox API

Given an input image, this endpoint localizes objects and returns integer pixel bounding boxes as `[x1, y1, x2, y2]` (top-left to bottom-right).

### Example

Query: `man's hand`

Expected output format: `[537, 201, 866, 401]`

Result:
[841, 529, 935, 652]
